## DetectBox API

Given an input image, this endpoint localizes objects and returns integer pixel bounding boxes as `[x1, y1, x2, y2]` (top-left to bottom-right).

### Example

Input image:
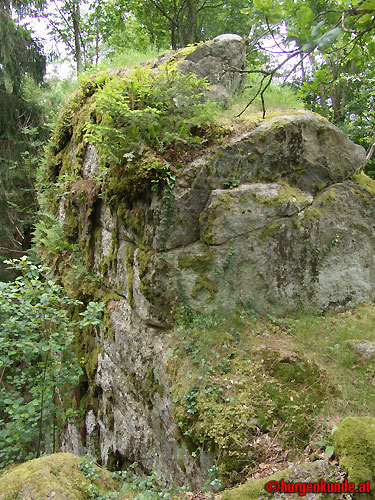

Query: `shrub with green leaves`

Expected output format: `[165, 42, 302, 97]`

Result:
[0, 257, 104, 468]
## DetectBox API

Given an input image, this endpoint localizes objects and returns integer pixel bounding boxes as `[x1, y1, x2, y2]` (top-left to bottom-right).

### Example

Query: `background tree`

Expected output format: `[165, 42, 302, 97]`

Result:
[240, 0, 375, 174]
[0, 257, 104, 466]
[126, 0, 251, 49]
[0, 0, 46, 279]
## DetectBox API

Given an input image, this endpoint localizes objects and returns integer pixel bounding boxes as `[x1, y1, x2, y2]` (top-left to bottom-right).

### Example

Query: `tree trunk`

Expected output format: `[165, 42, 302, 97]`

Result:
[171, 24, 177, 49]
[328, 55, 341, 123]
[185, 0, 196, 45]
[309, 54, 329, 117]
[71, 0, 82, 75]
[341, 59, 355, 118]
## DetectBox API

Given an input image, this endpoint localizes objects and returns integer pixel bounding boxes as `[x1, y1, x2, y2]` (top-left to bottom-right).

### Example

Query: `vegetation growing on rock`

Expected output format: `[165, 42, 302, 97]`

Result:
[167, 309, 328, 483]
[0, 453, 119, 500]
[333, 417, 375, 491]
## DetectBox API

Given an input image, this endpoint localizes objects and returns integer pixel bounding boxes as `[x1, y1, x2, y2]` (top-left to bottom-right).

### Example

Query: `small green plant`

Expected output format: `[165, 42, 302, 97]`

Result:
[0, 257, 104, 468]
[204, 464, 223, 492]
[33, 212, 72, 256]
[114, 462, 179, 500]
[311, 233, 340, 273]
[223, 177, 241, 189]
[313, 427, 338, 459]
[223, 246, 237, 272]
[78, 456, 119, 499]
[314, 439, 335, 459]
[167, 307, 329, 483]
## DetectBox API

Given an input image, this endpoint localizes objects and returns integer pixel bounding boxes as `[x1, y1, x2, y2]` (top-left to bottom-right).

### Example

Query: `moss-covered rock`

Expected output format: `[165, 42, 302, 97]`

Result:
[333, 416, 375, 497]
[37, 32, 375, 492]
[0, 453, 118, 500]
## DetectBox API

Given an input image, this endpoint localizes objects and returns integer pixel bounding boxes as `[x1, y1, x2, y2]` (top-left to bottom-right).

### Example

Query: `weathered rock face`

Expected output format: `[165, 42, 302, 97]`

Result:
[153, 33, 247, 105]
[44, 35, 375, 487]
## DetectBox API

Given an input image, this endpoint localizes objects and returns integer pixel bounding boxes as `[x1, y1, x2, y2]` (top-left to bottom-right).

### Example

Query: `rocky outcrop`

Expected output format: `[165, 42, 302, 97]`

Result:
[42, 35, 375, 488]
[88, 110, 370, 320]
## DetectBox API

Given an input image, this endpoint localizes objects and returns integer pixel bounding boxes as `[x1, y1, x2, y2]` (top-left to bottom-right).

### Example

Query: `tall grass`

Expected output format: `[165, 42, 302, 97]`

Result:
[230, 75, 304, 118]
[104, 46, 165, 70]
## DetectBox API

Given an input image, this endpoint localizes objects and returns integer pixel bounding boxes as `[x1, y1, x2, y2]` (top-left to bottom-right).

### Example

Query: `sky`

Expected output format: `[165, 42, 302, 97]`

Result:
[21, 6, 77, 79]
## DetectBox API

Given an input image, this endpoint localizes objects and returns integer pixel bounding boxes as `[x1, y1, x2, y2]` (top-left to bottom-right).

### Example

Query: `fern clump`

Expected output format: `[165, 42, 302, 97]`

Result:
[81, 66, 221, 204]
[85, 66, 218, 165]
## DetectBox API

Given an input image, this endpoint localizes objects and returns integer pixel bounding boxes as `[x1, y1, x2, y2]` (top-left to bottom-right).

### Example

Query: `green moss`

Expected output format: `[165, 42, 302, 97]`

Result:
[301, 206, 321, 225]
[217, 192, 231, 208]
[103, 150, 169, 206]
[277, 183, 307, 205]
[72, 95, 97, 147]
[51, 72, 108, 156]
[252, 182, 307, 208]
[178, 253, 216, 300]
[145, 368, 164, 399]
[178, 254, 213, 274]
[99, 224, 119, 277]
[349, 185, 371, 204]
[192, 275, 218, 299]
[137, 247, 155, 302]
[60, 254, 99, 301]
[128, 368, 163, 407]
[86, 344, 103, 379]
[63, 205, 79, 241]
[137, 247, 154, 277]
[168, 313, 328, 483]
[259, 221, 282, 240]
[200, 211, 216, 245]
[219, 469, 285, 500]
[319, 187, 337, 207]
[0, 453, 118, 500]
[117, 203, 146, 237]
[103, 292, 123, 303]
[352, 171, 375, 198]
[160, 44, 200, 69]
[333, 416, 375, 493]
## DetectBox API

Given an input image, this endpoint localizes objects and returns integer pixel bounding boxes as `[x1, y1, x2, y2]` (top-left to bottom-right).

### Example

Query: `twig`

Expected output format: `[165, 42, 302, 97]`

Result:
[365, 141, 375, 165]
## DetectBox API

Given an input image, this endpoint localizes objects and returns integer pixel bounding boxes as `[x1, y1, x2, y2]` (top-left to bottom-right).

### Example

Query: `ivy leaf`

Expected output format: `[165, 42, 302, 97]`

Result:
[357, 0, 375, 8]
[314, 440, 329, 447]
[301, 41, 314, 52]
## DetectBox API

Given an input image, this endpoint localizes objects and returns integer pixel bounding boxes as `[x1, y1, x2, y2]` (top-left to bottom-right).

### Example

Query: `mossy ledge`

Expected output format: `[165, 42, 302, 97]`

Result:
[333, 416, 375, 496]
[0, 453, 118, 500]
